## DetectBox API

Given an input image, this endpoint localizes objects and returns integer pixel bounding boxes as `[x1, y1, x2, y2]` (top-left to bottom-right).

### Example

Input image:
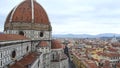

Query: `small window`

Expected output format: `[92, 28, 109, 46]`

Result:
[40, 32, 44, 37]
[0, 53, 2, 59]
[38, 60, 40, 67]
[11, 50, 16, 59]
[52, 54, 54, 60]
[26, 46, 29, 52]
[0, 61, 2, 66]
[19, 31, 24, 36]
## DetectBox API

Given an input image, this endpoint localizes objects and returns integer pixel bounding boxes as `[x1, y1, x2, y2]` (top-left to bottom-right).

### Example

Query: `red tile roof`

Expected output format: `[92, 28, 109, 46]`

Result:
[5, 0, 49, 24]
[83, 60, 98, 68]
[116, 63, 120, 67]
[107, 47, 118, 52]
[0, 34, 28, 41]
[112, 42, 120, 47]
[10, 52, 39, 68]
[51, 40, 63, 49]
[39, 41, 48, 47]
[98, 52, 120, 58]
[102, 60, 112, 68]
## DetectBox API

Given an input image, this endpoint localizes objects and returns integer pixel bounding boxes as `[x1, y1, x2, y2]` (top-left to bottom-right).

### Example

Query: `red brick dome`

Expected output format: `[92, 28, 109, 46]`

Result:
[51, 40, 63, 49]
[5, 0, 50, 25]
[39, 41, 48, 47]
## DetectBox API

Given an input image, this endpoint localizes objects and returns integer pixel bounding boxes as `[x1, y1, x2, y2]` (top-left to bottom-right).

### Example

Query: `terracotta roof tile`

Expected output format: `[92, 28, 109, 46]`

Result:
[116, 63, 120, 67]
[5, 0, 49, 24]
[39, 41, 48, 47]
[0, 34, 28, 41]
[10, 52, 40, 68]
[51, 40, 63, 49]
[99, 52, 120, 58]
[102, 61, 112, 68]
[83, 60, 98, 68]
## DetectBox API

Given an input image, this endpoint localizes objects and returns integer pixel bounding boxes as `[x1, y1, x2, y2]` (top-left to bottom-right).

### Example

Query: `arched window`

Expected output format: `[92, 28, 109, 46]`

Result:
[12, 50, 16, 59]
[40, 32, 44, 37]
[19, 31, 24, 36]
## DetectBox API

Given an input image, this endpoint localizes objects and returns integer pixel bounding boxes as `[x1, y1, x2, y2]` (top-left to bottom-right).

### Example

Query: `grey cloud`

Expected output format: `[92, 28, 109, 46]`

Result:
[1, 0, 120, 34]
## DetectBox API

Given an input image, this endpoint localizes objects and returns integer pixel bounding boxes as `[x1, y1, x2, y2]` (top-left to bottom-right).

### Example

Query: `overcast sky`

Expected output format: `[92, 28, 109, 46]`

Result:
[0, 0, 120, 35]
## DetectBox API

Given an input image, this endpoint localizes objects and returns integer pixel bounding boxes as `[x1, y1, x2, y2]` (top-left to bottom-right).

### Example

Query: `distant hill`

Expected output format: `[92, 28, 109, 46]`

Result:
[53, 34, 94, 38]
[0, 32, 3, 34]
[97, 33, 120, 37]
[53, 33, 120, 38]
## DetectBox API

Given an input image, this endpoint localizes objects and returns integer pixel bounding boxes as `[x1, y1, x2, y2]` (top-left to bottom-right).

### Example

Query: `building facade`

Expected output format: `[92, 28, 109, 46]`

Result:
[51, 40, 69, 68]
[0, 0, 68, 68]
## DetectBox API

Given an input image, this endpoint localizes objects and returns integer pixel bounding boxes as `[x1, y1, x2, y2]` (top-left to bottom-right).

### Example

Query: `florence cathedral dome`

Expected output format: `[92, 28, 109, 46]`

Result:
[4, 0, 51, 31]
